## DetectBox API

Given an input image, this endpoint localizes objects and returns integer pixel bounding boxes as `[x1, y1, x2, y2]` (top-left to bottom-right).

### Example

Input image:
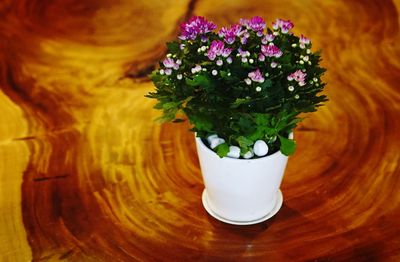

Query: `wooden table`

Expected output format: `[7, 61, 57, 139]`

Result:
[1, 0, 399, 261]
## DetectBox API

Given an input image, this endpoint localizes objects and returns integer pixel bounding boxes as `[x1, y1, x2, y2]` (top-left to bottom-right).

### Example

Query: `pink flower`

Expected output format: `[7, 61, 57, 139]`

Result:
[179, 16, 217, 40]
[237, 48, 250, 58]
[288, 70, 307, 86]
[163, 58, 179, 70]
[218, 24, 241, 44]
[261, 44, 283, 58]
[299, 34, 311, 49]
[248, 16, 266, 33]
[207, 40, 232, 60]
[262, 34, 275, 44]
[248, 69, 265, 83]
[239, 18, 249, 27]
[240, 16, 266, 34]
[272, 19, 294, 34]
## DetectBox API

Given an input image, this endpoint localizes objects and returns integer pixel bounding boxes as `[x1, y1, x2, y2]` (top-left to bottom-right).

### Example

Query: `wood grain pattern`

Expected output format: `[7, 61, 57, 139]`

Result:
[0, 0, 399, 261]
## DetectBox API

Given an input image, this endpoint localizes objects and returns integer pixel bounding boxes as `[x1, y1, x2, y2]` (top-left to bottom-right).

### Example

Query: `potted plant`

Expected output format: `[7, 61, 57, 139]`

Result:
[146, 16, 327, 225]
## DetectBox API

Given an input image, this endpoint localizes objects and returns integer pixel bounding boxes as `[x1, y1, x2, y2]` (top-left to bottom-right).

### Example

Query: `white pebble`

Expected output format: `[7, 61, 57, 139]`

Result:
[227, 146, 240, 158]
[207, 134, 218, 145]
[210, 137, 225, 149]
[243, 150, 254, 159]
[253, 140, 269, 157]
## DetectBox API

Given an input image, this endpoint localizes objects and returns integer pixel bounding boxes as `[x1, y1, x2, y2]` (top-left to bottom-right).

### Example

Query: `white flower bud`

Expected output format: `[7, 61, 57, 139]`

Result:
[256, 86, 262, 92]
[177, 74, 183, 80]
[288, 86, 294, 92]
[212, 70, 218, 76]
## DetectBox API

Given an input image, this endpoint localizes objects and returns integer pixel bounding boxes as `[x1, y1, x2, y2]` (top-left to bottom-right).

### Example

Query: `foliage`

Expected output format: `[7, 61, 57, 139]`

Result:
[146, 16, 327, 157]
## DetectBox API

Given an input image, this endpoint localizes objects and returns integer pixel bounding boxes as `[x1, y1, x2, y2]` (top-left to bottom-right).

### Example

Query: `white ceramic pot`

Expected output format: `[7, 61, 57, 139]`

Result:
[195, 133, 293, 225]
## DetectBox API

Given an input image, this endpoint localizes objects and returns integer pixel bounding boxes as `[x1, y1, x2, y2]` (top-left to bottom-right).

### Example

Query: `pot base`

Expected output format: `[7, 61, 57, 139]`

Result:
[202, 189, 283, 225]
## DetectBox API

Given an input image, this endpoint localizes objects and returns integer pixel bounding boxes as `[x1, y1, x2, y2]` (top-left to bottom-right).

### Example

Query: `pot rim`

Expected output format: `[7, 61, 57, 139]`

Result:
[195, 132, 293, 162]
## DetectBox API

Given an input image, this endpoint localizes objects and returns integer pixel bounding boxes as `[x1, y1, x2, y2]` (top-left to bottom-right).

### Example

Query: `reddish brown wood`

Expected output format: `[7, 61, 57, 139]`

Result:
[0, 0, 399, 261]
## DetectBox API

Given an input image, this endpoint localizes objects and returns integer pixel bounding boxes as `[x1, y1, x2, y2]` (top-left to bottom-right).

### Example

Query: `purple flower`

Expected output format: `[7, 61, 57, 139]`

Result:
[218, 24, 241, 44]
[237, 48, 250, 58]
[239, 18, 249, 27]
[299, 34, 311, 49]
[163, 58, 180, 70]
[272, 19, 294, 34]
[262, 34, 275, 44]
[261, 44, 283, 58]
[179, 16, 217, 40]
[207, 40, 232, 60]
[288, 70, 307, 86]
[248, 69, 265, 83]
[248, 16, 266, 33]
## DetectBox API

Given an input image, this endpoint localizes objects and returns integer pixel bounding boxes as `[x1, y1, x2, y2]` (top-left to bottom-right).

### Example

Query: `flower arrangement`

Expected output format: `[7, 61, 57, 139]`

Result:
[147, 16, 327, 158]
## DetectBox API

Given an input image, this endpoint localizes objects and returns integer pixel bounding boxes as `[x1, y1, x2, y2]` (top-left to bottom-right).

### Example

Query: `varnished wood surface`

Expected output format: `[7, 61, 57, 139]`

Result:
[1, 0, 399, 261]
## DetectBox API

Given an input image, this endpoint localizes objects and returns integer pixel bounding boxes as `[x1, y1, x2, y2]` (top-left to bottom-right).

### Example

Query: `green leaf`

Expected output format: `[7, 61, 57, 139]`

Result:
[185, 74, 214, 89]
[188, 114, 213, 131]
[231, 97, 251, 108]
[166, 42, 180, 53]
[216, 143, 230, 158]
[278, 135, 296, 156]
[261, 79, 272, 88]
[254, 113, 270, 125]
[162, 101, 181, 110]
[236, 136, 253, 148]
[156, 110, 177, 123]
